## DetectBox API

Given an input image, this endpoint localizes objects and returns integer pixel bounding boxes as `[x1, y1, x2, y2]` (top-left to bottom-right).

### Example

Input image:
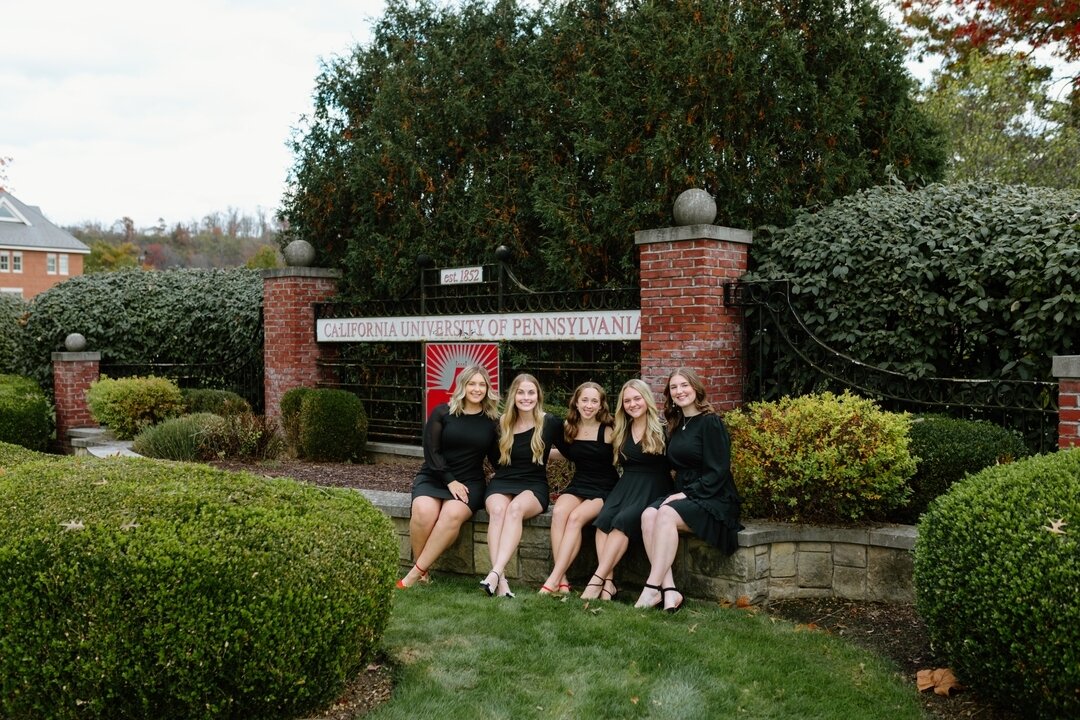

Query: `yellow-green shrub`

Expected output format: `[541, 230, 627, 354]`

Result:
[726, 391, 915, 522]
[85, 375, 184, 439]
[0, 456, 397, 720]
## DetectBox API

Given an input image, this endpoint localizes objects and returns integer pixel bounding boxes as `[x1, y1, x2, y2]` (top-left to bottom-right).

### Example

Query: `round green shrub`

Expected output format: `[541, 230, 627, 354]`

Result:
[132, 412, 225, 461]
[914, 450, 1080, 718]
[0, 373, 53, 451]
[0, 456, 397, 720]
[280, 386, 312, 452]
[298, 389, 368, 462]
[86, 375, 184, 440]
[181, 388, 251, 416]
[898, 414, 1032, 523]
[725, 391, 915, 522]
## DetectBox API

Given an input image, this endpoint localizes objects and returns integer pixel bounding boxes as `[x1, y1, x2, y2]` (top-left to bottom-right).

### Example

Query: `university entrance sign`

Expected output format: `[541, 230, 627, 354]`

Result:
[317, 309, 641, 342]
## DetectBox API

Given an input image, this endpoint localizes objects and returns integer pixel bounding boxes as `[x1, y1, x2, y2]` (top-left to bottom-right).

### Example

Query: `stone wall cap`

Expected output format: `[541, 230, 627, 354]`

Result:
[52, 351, 102, 361]
[368, 441, 424, 458]
[868, 525, 918, 550]
[635, 224, 753, 246]
[261, 267, 342, 280]
[1052, 355, 1080, 379]
[738, 521, 915, 548]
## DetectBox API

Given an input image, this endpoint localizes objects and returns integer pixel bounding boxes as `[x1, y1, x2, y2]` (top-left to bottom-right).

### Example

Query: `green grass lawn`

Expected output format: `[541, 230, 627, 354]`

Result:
[369, 576, 923, 720]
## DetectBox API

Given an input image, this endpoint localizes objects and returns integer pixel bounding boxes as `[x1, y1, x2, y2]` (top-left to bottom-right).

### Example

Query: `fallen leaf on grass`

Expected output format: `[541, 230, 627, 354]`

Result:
[736, 595, 752, 608]
[917, 668, 962, 696]
[794, 623, 820, 633]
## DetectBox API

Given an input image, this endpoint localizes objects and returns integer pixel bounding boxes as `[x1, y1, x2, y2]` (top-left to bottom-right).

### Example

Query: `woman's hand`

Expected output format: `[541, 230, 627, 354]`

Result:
[447, 480, 469, 503]
[661, 492, 687, 506]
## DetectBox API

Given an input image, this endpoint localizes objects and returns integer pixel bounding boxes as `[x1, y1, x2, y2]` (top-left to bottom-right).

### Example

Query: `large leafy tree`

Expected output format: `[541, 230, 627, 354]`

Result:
[283, 0, 944, 298]
[921, 50, 1080, 186]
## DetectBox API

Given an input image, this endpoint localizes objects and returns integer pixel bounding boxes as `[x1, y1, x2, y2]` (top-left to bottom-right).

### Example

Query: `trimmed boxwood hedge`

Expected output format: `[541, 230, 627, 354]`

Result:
[298, 389, 368, 462]
[0, 457, 397, 720]
[0, 373, 53, 451]
[914, 450, 1080, 718]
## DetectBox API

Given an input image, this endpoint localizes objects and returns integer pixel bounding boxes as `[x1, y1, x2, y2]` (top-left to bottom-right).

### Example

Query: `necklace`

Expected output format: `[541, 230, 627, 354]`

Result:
[681, 414, 698, 431]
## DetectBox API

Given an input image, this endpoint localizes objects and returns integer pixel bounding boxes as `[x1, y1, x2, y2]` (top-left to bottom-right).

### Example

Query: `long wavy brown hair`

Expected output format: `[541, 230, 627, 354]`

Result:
[662, 367, 716, 437]
[562, 381, 613, 444]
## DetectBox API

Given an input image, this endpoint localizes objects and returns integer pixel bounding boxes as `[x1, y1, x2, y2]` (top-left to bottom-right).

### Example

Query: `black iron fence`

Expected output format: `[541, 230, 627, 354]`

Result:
[315, 264, 640, 444]
[731, 280, 1059, 452]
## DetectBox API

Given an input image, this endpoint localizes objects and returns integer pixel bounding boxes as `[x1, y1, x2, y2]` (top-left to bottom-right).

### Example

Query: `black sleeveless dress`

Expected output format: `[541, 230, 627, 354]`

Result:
[554, 428, 620, 501]
[485, 414, 562, 512]
[593, 435, 671, 541]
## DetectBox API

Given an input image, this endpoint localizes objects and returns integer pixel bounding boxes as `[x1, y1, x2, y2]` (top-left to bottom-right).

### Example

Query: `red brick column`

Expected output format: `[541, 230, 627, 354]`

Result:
[262, 268, 341, 420]
[52, 351, 101, 453]
[1053, 356, 1080, 449]
[635, 224, 752, 409]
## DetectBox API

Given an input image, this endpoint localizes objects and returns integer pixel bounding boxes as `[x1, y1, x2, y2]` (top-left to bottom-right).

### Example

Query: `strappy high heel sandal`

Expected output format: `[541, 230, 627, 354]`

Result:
[600, 579, 619, 601]
[395, 563, 428, 590]
[479, 570, 501, 597]
[580, 573, 606, 600]
[635, 582, 664, 610]
[662, 586, 684, 613]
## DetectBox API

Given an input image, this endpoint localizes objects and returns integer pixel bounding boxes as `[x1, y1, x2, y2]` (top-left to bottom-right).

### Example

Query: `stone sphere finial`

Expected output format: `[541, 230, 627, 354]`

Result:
[283, 239, 316, 267]
[673, 188, 717, 226]
[495, 245, 513, 263]
[65, 333, 87, 352]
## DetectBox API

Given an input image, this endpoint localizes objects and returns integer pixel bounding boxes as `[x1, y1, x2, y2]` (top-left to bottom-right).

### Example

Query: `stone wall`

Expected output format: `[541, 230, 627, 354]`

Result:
[361, 489, 915, 605]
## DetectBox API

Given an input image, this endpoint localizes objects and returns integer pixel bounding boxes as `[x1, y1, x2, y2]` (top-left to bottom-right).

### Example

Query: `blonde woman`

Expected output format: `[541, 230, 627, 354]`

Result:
[635, 368, 742, 613]
[481, 373, 562, 598]
[580, 379, 671, 601]
[397, 365, 499, 589]
[538, 382, 619, 595]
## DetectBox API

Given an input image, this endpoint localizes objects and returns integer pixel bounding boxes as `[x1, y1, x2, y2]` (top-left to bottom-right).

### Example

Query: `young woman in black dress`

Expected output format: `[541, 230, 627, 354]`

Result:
[538, 382, 619, 595]
[635, 367, 743, 612]
[579, 379, 671, 601]
[397, 365, 500, 589]
[480, 373, 562, 598]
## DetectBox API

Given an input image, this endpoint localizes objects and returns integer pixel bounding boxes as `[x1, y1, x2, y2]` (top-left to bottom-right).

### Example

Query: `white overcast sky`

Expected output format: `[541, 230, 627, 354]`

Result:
[1, 0, 387, 229]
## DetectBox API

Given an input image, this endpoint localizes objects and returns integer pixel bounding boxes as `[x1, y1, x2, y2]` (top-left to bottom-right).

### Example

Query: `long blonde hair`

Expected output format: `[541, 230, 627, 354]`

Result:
[662, 367, 716, 437]
[611, 379, 665, 464]
[447, 364, 500, 418]
[562, 381, 613, 444]
[498, 373, 547, 465]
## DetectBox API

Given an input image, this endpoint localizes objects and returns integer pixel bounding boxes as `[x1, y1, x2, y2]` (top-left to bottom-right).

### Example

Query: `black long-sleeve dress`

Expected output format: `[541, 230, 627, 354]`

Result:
[593, 435, 671, 541]
[410, 403, 498, 512]
[485, 413, 563, 512]
[653, 412, 743, 555]
[553, 426, 620, 501]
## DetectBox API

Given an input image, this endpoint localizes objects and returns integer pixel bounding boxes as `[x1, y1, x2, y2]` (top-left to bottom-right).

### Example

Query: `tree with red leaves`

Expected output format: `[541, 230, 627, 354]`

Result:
[901, 0, 1080, 63]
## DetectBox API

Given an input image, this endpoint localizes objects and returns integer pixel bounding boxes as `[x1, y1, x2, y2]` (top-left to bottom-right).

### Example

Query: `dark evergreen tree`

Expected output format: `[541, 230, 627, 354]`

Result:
[282, 0, 944, 298]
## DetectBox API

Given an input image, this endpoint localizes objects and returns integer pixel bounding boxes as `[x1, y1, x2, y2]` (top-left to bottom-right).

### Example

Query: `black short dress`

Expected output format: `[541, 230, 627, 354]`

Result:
[593, 435, 672, 541]
[485, 414, 562, 512]
[653, 412, 744, 555]
[410, 403, 498, 513]
[554, 427, 620, 501]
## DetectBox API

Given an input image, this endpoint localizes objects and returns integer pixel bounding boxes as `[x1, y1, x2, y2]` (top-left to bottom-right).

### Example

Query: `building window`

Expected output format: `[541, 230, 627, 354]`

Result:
[0, 253, 7, 272]
[47, 254, 57, 275]
[12, 252, 22, 273]
[59, 254, 69, 275]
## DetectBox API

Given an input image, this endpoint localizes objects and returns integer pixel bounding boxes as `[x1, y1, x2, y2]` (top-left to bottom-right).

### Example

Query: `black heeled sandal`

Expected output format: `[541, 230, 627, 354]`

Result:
[662, 586, 684, 613]
[580, 573, 606, 600]
[635, 582, 664, 610]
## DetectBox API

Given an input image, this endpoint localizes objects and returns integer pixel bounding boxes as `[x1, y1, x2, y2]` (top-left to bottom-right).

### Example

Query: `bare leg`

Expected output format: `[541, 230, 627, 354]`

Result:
[541, 497, 602, 592]
[580, 528, 629, 600]
[542, 494, 582, 592]
[408, 500, 472, 580]
[409, 496, 441, 560]
[484, 492, 542, 597]
[636, 505, 690, 609]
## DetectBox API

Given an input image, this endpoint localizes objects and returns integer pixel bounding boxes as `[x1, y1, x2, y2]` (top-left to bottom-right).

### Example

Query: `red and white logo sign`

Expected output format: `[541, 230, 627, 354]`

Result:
[424, 343, 500, 418]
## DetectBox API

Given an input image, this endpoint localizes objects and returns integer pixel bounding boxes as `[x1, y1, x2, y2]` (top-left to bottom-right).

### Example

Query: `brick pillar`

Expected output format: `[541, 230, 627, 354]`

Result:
[262, 267, 341, 420]
[635, 224, 752, 410]
[1053, 356, 1080, 449]
[52, 351, 101, 453]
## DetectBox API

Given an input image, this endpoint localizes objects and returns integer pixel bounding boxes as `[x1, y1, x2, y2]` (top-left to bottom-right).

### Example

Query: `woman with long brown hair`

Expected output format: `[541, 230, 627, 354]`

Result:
[635, 367, 743, 612]
[538, 381, 618, 595]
